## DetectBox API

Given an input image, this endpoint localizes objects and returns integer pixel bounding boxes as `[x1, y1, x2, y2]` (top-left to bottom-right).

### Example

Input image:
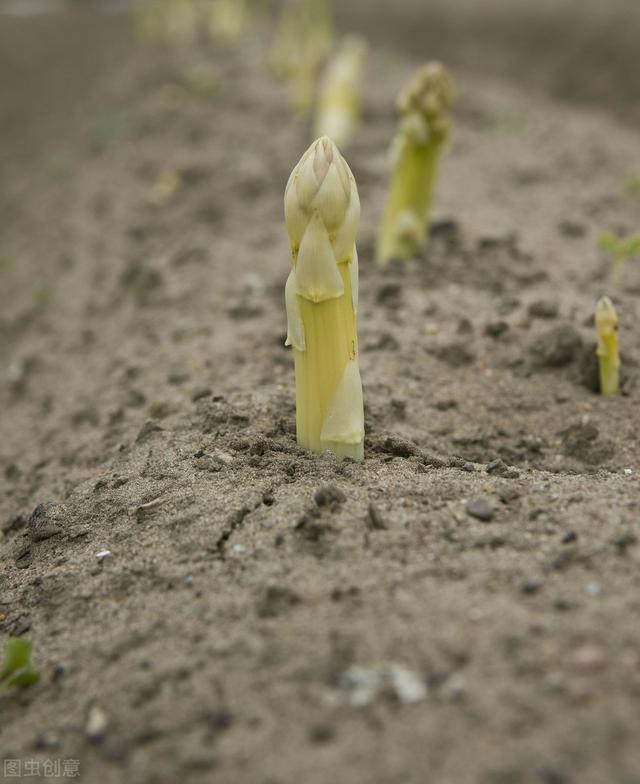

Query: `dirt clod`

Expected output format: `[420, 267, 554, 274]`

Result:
[560, 422, 615, 464]
[529, 325, 583, 368]
[466, 497, 496, 522]
[314, 485, 347, 508]
[28, 503, 65, 542]
[366, 503, 387, 530]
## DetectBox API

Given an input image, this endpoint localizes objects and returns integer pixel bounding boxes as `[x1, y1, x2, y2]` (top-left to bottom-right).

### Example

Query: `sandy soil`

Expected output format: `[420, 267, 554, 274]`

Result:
[1, 6, 640, 784]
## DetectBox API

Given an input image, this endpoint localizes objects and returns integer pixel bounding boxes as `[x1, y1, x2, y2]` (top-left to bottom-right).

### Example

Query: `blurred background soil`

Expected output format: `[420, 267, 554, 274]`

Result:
[1, 2, 639, 784]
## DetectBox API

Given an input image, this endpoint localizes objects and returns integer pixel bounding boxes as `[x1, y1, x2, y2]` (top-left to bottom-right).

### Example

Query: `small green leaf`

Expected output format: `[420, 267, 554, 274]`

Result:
[5, 670, 40, 688]
[625, 236, 640, 256]
[1, 637, 40, 690]
[624, 175, 640, 197]
[599, 231, 622, 255]
[0, 638, 32, 679]
[32, 283, 54, 308]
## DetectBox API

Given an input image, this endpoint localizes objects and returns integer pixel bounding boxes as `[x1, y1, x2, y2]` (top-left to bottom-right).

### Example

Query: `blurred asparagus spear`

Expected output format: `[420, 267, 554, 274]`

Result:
[270, 0, 333, 113]
[314, 36, 368, 149]
[208, 0, 247, 43]
[269, 2, 303, 78]
[595, 296, 620, 396]
[285, 137, 364, 460]
[377, 62, 453, 266]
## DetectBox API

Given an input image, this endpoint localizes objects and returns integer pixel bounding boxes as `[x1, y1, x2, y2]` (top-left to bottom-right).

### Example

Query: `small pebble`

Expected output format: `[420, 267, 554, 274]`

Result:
[96, 550, 112, 562]
[33, 731, 60, 751]
[571, 644, 607, 674]
[7, 360, 26, 383]
[443, 674, 465, 702]
[486, 458, 519, 478]
[366, 503, 387, 531]
[528, 300, 559, 319]
[521, 578, 544, 595]
[308, 723, 336, 744]
[85, 706, 108, 742]
[484, 320, 509, 339]
[387, 663, 428, 704]
[466, 497, 495, 522]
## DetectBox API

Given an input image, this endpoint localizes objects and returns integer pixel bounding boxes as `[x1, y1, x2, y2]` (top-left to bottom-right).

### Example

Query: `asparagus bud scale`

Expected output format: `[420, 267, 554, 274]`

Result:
[285, 137, 364, 461]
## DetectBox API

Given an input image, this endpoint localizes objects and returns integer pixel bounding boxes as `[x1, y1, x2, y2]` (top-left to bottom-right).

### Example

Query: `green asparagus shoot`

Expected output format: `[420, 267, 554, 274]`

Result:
[599, 231, 640, 287]
[285, 137, 364, 460]
[376, 62, 454, 266]
[1, 638, 40, 690]
[595, 296, 620, 396]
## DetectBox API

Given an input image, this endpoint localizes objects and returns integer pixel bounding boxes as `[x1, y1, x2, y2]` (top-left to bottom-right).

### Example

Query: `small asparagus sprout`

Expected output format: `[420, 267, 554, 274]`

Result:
[314, 36, 368, 150]
[595, 296, 620, 396]
[376, 62, 454, 266]
[208, 0, 247, 43]
[284, 137, 364, 460]
[599, 231, 640, 287]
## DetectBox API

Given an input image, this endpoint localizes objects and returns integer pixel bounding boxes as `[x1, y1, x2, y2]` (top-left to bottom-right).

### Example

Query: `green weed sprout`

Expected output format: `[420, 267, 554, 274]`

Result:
[32, 283, 53, 308]
[313, 36, 368, 150]
[1, 638, 40, 690]
[595, 297, 620, 396]
[285, 137, 364, 460]
[376, 62, 454, 266]
[624, 175, 640, 197]
[599, 231, 640, 287]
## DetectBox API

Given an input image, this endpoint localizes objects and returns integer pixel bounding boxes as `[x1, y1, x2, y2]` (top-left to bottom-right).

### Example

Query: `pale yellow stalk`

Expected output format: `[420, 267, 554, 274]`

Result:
[284, 137, 364, 460]
[595, 296, 620, 396]
[377, 62, 453, 266]
[314, 36, 368, 149]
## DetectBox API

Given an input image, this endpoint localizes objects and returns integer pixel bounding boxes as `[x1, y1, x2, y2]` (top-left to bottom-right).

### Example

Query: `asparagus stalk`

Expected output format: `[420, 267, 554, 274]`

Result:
[595, 296, 620, 396]
[284, 137, 364, 460]
[376, 62, 454, 266]
[314, 36, 368, 150]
